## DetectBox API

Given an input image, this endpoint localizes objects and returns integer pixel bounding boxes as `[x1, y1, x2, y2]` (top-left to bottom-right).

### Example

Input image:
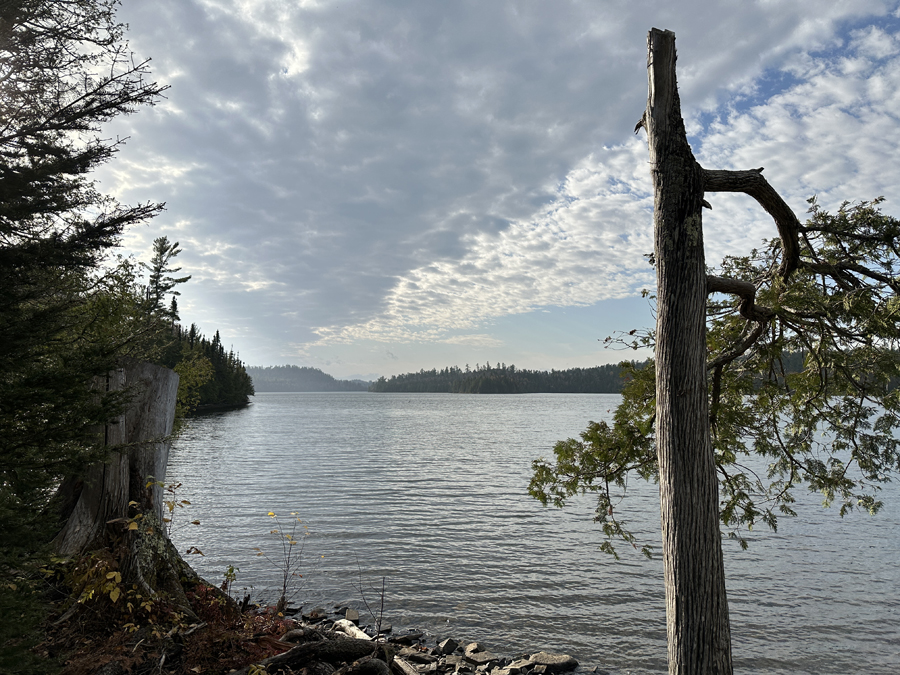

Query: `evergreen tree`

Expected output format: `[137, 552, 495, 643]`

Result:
[0, 0, 167, 663]
[142, 236, 190, 318]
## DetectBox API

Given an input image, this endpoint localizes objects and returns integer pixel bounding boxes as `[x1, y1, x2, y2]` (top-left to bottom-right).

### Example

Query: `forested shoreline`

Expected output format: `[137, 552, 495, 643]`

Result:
[369, 362, 643, 393]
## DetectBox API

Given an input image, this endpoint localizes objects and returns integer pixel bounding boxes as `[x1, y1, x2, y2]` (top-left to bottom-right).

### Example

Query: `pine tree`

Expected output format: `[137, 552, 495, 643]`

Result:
[142, 236, 191, 318]
[0, 0, 166, 568]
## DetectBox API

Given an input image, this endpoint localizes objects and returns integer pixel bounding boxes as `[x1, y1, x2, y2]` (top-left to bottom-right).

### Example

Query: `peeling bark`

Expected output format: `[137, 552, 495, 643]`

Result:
[54, 361, 178, 554]
[52, 360, 207, 620]
[640, 27, 808, 674]
[644, 28, 733, 674]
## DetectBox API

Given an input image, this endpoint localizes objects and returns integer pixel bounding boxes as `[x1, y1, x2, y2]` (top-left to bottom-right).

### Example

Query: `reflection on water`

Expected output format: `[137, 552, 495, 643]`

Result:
[168, 393, 900, 674]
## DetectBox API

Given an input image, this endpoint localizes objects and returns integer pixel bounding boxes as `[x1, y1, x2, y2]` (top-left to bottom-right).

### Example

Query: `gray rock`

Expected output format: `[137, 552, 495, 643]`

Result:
[345, 608, 360, 624]
[464, 643, 486, 656]
[438, 638, 460, 655]
[443, 655, 465, 668]
[508, 659, 535, 673]
[528, 652, 578, 674]
[399, 647, 438, 664]
[465, 651, 500, 667]
[532, 667, 546, 675]
[492, 668, 519, 675]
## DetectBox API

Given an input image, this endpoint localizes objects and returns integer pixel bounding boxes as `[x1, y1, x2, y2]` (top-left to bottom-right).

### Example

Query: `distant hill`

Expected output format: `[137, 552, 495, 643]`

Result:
[247, 365, 370, 392]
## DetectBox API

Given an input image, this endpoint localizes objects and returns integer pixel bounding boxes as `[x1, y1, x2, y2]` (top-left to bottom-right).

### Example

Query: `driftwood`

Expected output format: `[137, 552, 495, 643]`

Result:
[334, 618, 373, 640]
[229, 637, 379, 675]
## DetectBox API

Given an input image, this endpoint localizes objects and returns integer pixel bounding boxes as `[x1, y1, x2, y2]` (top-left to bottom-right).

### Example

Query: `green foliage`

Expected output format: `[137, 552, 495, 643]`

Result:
[141, 236, 191, 318]
[0, 568, 60, 675]
[530, 199, 900, 555]
[174, 344, 215, 420]
[0, 0, 166, 576]
[160, 325, 254, 410]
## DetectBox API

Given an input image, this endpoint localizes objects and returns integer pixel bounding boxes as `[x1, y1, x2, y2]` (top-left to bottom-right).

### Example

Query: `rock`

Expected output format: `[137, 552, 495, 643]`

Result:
[399, 647, 437, 664]
[528, 652, 578, 674]
[532, 667, 546, 674]
[416, 664, 439, 673]
[507, 658, 535, 673]
[345, 608, 360, 624]
[438, 638, 459, 655]
[303, 607, 329, 623]
[389, 631, 424, 646]
[464, 643, 486, 656]
[342, 657, 391, 675]
[465, 651, 500, 667]
[443, 654, 465, 668]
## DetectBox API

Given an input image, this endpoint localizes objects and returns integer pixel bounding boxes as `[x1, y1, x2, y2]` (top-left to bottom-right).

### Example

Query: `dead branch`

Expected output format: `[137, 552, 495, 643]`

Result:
[703, 168, 801, 279]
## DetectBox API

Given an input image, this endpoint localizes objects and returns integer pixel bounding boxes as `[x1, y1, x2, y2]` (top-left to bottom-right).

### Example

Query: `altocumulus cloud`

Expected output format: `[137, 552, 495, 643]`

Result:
[97, 0, 900, 372]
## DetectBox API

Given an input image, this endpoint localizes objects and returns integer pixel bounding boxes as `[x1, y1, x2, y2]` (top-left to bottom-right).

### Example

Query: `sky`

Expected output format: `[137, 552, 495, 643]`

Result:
[99, 0, 900, 381]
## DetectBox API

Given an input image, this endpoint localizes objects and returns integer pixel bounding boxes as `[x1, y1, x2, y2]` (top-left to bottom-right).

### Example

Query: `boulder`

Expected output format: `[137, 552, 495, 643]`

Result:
[438, 638, 460, 655]
[443, 655, 465, 669]
[507, 658, 535, 672]
[465, 651, 500, 667]
[528, 652, 578, 674]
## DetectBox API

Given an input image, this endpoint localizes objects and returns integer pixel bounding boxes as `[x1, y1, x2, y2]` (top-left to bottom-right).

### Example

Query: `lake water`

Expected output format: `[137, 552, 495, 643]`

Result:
[167, 392, 900, 674]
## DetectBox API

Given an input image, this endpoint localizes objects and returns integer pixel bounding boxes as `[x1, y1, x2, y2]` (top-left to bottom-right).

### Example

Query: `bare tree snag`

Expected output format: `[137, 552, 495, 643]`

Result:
[52, 360, 210, 619]
[644, 28, 733, 674]
[639, 27, 810, 673]
[54, 361, 179, 555]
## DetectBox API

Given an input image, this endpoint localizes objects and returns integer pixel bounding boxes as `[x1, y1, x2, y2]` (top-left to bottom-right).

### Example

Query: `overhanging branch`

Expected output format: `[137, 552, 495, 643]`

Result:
[707, 275, 774, 321]
[703, 168, 801, 279]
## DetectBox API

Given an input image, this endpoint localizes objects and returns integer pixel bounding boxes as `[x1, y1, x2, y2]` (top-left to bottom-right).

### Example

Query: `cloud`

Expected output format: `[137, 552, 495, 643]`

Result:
[99, 0, 900, 369]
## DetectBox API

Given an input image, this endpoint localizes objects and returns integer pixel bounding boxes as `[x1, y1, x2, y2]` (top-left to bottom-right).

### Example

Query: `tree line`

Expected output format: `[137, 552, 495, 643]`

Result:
[369, 362, 642, 393]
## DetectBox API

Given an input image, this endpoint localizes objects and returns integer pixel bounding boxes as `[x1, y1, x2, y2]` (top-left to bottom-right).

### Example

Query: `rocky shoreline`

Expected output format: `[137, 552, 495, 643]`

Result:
[232, 605, 609, 675]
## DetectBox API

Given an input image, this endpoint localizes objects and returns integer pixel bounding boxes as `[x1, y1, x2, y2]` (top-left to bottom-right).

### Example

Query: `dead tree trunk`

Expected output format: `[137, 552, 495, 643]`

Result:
[642, 28, 733, 674]
[635, 28, 805, 674]
[53, 360, 205, 617]
[54, 361, 179, 554]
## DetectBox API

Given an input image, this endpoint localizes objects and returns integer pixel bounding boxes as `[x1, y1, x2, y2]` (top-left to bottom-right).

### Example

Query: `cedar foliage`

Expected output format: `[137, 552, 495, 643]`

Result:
[530, 199, 900, 555]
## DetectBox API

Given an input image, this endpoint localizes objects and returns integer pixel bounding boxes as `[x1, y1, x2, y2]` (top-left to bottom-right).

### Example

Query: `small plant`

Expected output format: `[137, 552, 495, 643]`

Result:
[145, 476, 201, 537]
[221, 565, 240, 598]
[354, 560, 387, 637]
[254, 511, 309, 613]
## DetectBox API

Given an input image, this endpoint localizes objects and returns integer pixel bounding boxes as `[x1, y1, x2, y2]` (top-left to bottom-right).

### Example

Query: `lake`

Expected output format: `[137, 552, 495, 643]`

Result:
[167, 392, 900, 674]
